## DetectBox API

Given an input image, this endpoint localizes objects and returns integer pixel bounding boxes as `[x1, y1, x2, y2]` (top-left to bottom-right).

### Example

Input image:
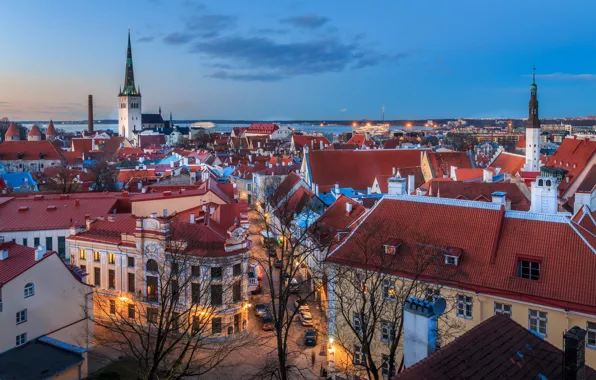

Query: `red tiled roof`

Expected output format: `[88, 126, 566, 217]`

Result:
[545, 137, 596, 195]
[0, 140, 65, 161]
[271, 172, 303, 205]
[276, 186, 314, 218]
[329, 196, 596, 314]
[5, 123, 19, 138]
[347, 134, 375, 148]
[515, 134, 526, 149]
[117, 169, 156, 183]
[382, 139, 400, 149]
[0, 195, 119, 232]
[324, 143, 357, 150]
[0, 242, 53, 286]
[577, 165, 596, 193]
[46, 120, 56, 136]
[28, 125, 42, 137]
[117, 147, 144, 156]
[313, 195, 366, 233]
[426, 151, 474, 178]
[489, 152, 526, 176]
[427, 181, 531, 211]
[292, 135, 330, 150]
[395, 314, 596, 380]
[454, 168, 489, 182]
[307, 150, 424, 192]
[139, 134, 166, 149]
[245, 123, 279, 135]
[69, 214, 137, 245]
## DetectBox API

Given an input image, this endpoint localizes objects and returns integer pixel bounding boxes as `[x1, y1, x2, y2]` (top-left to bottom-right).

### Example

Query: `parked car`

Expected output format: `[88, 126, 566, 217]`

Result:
[255, 303, 268, 317]
[294, 298, 310, 312]
[250, 285, 262, 295]
[299, 311, 314, 326]
[261, 314, 274, 331]
[274, 259, 282, 268]
[304, 329, 318, 346]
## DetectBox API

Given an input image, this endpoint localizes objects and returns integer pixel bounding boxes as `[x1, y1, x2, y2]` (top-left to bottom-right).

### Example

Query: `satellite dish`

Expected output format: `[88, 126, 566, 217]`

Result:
[432, 297, 447, 315]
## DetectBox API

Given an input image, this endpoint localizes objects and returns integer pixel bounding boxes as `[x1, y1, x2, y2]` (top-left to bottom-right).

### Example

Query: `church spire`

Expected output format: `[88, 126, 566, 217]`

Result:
[122, 29, 138, 96]
[527, 66, 539, 129]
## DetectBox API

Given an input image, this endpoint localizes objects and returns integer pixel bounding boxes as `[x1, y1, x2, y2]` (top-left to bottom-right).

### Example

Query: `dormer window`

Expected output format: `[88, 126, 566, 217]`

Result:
[444, 247, 463, 266]
[384, 239, 402, 254]
[518, 259, 540, 280]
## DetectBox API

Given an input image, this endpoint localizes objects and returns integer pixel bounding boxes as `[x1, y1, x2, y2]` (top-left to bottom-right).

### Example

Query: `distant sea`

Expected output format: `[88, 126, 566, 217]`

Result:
[24, 122, 434, 135]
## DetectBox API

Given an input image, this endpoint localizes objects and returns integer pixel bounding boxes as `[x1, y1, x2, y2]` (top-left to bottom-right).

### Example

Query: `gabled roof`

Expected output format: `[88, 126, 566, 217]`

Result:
[141, 113, 165, 124]
[270, 172, 303, 206]
[347, 134, 375, 148]
[329, 196, 596, 314]
[545, 136, 596, 195]
[0, 140, 65, 161]
[139, 134, 166, 149]
[306, 149, 424, 192]
[454, 168, 488, 182]
[427, 181, 531, 211]
[425, 151, 474, 178]
[489, 152, 526, 176]
[245, 123, 279, 135]
[313, 195, 366, 234]
[395, 314, 596, 380]
[0, 242, 53, 286]
[292, 135, 330, 150]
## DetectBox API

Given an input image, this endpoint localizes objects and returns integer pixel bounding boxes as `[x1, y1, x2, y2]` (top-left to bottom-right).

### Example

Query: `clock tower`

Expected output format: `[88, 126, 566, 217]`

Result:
[118, 29, 141, 141]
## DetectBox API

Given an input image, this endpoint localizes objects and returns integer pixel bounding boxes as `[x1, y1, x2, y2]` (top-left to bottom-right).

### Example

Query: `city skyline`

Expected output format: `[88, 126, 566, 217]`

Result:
[1, 0, 596, 121]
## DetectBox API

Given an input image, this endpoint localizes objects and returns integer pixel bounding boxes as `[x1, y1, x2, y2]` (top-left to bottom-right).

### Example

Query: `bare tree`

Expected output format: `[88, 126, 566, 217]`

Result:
[40, 164, 82, 193]
[87, 160, 118, 192]
[89, 222, 253, 380]
[329, 222, 466, 380]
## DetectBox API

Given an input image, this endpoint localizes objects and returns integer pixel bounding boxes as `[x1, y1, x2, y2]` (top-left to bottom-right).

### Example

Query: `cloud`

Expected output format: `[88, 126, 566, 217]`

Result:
[280, 13, 329, 29]
[339, 108, 347, 112]
[137, 36, 155, 43]
[254, 28, 289, 35]
[164, 32, 195, 45]
[205, 70, 286, 82]
[534, 72, 596, 81]
[185, 14, 237, 34]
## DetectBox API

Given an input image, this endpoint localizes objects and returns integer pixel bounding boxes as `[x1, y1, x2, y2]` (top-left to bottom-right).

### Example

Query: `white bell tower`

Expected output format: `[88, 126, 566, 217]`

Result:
[117, 29, 141, 141]
[523, 68, 541, 172]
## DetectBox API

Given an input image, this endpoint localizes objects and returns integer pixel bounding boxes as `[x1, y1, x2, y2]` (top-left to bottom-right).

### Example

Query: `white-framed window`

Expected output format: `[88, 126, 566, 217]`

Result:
[16, 309, 27, 324]
[494, 302, 512, 317]
[353, 344, 363, 366]
[381, 321, 395, 343]
[444, 255, 458, 265]
[456, 294, 473, 319]
[381, 354, 395, 378]
[16, 333, 27, 347]
[382, 280, 396, 300]
[353, 312, 362, 335]
[24, 283, 34, 298]
[587, 322, 596, 349]
[528, 309, 548, 336]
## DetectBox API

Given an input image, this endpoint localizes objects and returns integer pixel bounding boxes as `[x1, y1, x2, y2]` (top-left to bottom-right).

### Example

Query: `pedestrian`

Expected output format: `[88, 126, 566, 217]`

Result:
[311, 350, 316, 367]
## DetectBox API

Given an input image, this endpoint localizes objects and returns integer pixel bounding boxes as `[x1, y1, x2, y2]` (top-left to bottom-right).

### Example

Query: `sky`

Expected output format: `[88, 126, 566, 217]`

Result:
[1, 0, 596, 121]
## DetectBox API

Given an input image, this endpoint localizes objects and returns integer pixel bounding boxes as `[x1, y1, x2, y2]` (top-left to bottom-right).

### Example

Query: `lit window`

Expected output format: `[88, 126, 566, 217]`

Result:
[528, 309, 548, 336]
[16, 333, 27, 347]
[382, 280, 396, 300]
[456, 294, 473, 319]
[587, 322, 596, 348]
[24, 283, 34, 298]
[494, 302, 512, 317]
[147, 308, 158, 324]
[108, 253, 115, 264]
[109, 300, 116, 315]
[518, 260, 540, 280]
[16, 309, 27, 324]
[79, 249, 86, 260]
[94, 251, 101, 262]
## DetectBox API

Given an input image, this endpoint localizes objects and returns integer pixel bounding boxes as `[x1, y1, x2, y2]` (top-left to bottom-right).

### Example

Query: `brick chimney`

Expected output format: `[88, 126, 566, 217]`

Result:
[564, 326, 586, 380]
[403, 297, 446, 368]
[88, 95, 94, 133]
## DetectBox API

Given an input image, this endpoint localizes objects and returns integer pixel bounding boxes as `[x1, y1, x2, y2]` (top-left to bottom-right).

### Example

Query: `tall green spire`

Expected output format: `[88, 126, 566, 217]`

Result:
[169, 112, 173, 127]
[122, 29, 138, 96]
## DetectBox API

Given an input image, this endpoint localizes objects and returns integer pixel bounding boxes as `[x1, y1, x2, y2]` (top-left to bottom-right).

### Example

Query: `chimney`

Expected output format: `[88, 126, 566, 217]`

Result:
[210, 206, 215, 215]
[319, 140, 324, 150]
[190, 213, 195, 224]
[151, 212, 158, 218]
[388, 176, 407, 196]
[335, 183, 340, 194]
[450, 166, 457, 179]
[202, 204, 207, 213]
[346, 202, 353, 215]
[315, 184, 319, 195]
[88, 95, 94, 133]
[530, 177, 559, 214]
[35, 245, 46, 261]
[491, 191, 508, 207]
[403, 297, 447, 368]
[483, 169, 493, 183]
[564, 326, 586, 380]
[406, 175, 415, 195]
[0, 249, 7, 260]
[163, 208, 168, 217]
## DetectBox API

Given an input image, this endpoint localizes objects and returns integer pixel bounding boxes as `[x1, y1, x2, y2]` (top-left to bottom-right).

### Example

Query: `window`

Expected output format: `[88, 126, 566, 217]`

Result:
[587, 322, 596, 348]
[212, 317, 222, 334]
[528, 309, 548, 336]
[147, 276, 158, 302]
[353, 344, 363, 366]
[147, 308, 158, 324]
[211, 284, 223, 306]
[128, 304, 135, 319]
[211, 267, 223, 280]
[382, 354, 395, 378]
[58, 237, 65, 259]
[79, 249, 86, 260]
[353, 312, 362, 334]
[108, 269, 115, 289]
[192, 283, 201, 304]
[382, 280, 396, 300]
[456, 294, 473, 319]
[94, 268, 101, 286]
[445, 255, 458, 265]
[127, 256, 135, 268]
[191, 265, 201, 277]
[518, 260, 540, 280]
[128, 273, 135, 293]
[108, 253, 115, 264]
[22, 238, 27, 247]
[170, 262, 179, 276]
[494, 302, 512, 317]
[16, 333, 27, 347]
[45, 236, 53, 251]
[425, 287, 441, 302]
[109, 300, 116, 315]
[146, 259, 158, 272]
[16, 309, 27, 324]
[171, 312, 179, 331]
[385, 245, 397, 254]
[381, 321, 395, 343]
[24, 283, 34, 297]
[233, 280, 242, 302]
[34, 237, 40, 247]
[171, 279, 179, 301]
[233, 263, 242, 276]
[94, 251, 101, 262]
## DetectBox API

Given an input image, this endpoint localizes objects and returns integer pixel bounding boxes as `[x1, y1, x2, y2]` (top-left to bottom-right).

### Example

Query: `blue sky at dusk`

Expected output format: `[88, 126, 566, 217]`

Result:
[1, 0, 595, 121]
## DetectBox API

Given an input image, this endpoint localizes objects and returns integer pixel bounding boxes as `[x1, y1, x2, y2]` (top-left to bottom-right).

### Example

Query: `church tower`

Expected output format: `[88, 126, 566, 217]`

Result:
[523, 67, 541, 172]
[118, 29, 142, 141]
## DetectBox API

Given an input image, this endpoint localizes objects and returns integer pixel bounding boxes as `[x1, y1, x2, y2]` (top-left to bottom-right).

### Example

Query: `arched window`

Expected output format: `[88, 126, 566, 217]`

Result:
[146, 259, 158, 272]
[24, 283, 34, 297]
[546, 180, 552, 187]
[538, 179, 544, 186]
